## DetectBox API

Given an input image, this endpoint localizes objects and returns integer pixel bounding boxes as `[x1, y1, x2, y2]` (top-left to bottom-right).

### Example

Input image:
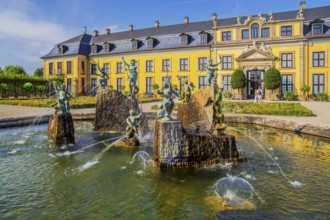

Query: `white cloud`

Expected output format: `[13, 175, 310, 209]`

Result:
[0, 4, 75, 74]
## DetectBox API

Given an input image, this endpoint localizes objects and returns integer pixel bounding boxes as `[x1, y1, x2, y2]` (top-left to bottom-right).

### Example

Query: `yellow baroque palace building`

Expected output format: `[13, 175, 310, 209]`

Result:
[42, 2, 330, 99]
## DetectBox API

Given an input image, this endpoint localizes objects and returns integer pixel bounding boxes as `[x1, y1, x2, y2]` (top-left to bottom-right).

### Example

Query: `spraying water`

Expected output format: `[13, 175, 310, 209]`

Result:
[79, 135, 125, 172]
[230, 127, 304, 188]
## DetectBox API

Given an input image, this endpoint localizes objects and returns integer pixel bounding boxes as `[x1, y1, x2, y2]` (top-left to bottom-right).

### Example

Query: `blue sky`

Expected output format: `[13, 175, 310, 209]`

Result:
[0, 0, 329, 74]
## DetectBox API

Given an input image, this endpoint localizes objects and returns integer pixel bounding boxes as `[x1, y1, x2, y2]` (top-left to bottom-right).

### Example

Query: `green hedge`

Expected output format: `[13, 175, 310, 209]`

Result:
[0, 96, 162, 109]
[0, 75, 48, 97]
[151, 102, 313, 116]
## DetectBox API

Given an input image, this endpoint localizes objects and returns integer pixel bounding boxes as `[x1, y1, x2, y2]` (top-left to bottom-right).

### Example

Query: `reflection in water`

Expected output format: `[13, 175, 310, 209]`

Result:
[0, 122, 329, 219]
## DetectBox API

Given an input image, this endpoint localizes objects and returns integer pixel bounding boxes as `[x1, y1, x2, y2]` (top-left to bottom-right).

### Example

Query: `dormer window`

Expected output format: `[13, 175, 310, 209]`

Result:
[313, 23, 323, 35]
[58, 45, 63, 54]
[131, 39, 139, 50]
[92, 44, 97, 54]
[104, 43, 110, 53]
[199, 31, 209, 44]
[180, 33, 189, 46]
[146, 37, 154, 49]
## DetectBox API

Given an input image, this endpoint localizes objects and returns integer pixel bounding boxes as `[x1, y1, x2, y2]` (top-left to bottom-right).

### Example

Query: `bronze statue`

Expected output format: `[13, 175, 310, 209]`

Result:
[96, 67, 109, 89]
[177, 75, 195, 103]
[125, 110, 142, 140]
[203, 56, 222, 86]
[122, 57, 138, 95]
[157, 79, 179, 120]
[205, 87, 226, 135]
[53, 83, 75, 114]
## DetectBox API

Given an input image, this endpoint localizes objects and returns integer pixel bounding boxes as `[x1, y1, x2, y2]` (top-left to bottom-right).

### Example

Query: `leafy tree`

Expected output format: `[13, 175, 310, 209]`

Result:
[264, 68, 281, 93]
[33, 67, 43, 78]
[0, 67, 3, 74]
[2, 65, 27, 76]
[230, 69, 246, 95]
[300, 84, 310, 101]
[36, 85, 46, 97]
[0, 83, 8, 97]
[23, 82, 33, 96]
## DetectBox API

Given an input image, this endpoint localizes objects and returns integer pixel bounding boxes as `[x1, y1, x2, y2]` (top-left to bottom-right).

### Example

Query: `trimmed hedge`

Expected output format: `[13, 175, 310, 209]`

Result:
[0, 96, 162, 109]
[151, 102, 313, 116]
[0, 74, 48, 97]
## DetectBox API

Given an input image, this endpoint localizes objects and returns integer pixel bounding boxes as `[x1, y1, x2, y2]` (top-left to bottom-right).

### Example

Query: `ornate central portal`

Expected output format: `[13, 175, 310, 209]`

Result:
[235, 41, 278, 99]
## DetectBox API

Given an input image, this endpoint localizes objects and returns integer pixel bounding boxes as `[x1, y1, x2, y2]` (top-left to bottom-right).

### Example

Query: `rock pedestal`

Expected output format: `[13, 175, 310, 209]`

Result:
[177, 86, 215, 130]
[153, 120, 243, 169]
[94, 89, 148, 133]
[48, 113, 75, 145]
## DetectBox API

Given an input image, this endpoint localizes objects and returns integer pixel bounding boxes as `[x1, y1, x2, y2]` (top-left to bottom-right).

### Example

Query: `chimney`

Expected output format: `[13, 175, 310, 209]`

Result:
[154, 20, 159, 28]
[212, 13, 217, 27]
[105, 28, 111, 35]
[93, 30, 98, 37]
[300, 1, 306, 10]
[128, 24, 134, 31]
[184, 16, 189, 24]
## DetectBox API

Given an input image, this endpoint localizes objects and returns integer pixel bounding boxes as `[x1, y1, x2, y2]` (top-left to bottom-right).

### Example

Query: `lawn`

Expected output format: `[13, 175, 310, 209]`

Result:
[0, 96, 162, 109]
[152, 101, 314, 116]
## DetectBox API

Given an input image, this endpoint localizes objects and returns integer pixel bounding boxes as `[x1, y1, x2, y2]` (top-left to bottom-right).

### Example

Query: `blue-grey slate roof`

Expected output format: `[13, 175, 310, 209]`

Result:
[41, 5, 330, 59]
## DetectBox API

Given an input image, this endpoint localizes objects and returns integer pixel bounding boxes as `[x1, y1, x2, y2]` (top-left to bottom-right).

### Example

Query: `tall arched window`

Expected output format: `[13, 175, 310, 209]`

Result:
[251, 23, 259, 38]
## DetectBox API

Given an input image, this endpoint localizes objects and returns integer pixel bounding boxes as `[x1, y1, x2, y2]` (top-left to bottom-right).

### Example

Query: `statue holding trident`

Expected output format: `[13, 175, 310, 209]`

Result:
[96, 65, 109, 89]
[122, 57, 139, 96]
[203, 55, 222, 86]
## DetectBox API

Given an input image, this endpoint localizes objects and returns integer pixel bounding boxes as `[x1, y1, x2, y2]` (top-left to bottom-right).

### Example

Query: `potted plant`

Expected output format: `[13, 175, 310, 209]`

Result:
[300, 85, 310, 101]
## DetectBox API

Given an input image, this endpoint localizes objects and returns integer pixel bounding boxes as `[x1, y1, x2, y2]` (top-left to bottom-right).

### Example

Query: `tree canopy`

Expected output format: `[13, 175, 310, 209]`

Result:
[264, 68, 281, 92]
[33, 68, 43, 78]
[2, 65, 27, 76]
[230, 69, 246, 91]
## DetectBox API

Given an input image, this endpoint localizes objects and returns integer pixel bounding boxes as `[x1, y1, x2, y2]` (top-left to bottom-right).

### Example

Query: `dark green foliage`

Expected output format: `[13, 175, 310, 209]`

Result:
[230, 69, 246, 92]
[283, 92, 297, 101]
[315, 93, 329, 101]
[2, 65, 27, 75]
[33, 68, 43, 78]
[264, 68, 281, 92]
[0, 74, 47, 97]
[0, 83, 9, 97]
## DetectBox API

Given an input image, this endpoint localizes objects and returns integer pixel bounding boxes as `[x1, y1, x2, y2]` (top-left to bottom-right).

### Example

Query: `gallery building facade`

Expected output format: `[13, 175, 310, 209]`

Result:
[41, 2, 330, 99]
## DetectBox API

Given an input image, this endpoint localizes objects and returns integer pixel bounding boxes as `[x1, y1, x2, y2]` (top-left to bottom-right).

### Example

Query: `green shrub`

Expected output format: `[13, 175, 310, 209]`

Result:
[315, 93, 329, 101]
[264, 68, 281, 93]
[283, 92, 296, 101]
[230, 69, 246, 94]
[223, 90, 232, 99]
[23, 82, 33, 93]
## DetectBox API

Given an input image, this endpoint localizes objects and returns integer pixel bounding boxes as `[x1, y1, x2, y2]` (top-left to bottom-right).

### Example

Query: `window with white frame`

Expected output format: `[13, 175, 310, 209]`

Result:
[281, 53, 293, 68]
[313, 52, 325, 67]
[146, 60, 154, 72]
[179, 58, 188, 71]
[312, 74, 324, 95]
[162, 59, 171, 72]
[222, 56, 232, 70]
[222, 75, 232, 91]
[198, 57, 207, 71]
[198, 76, 207, 88]
[281, 74, 293, 94]
[146, 77, 153, 94]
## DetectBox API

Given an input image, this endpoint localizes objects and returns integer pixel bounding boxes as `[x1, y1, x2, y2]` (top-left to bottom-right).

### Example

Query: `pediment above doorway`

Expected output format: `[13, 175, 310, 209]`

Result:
[236, 41, 278, 62]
